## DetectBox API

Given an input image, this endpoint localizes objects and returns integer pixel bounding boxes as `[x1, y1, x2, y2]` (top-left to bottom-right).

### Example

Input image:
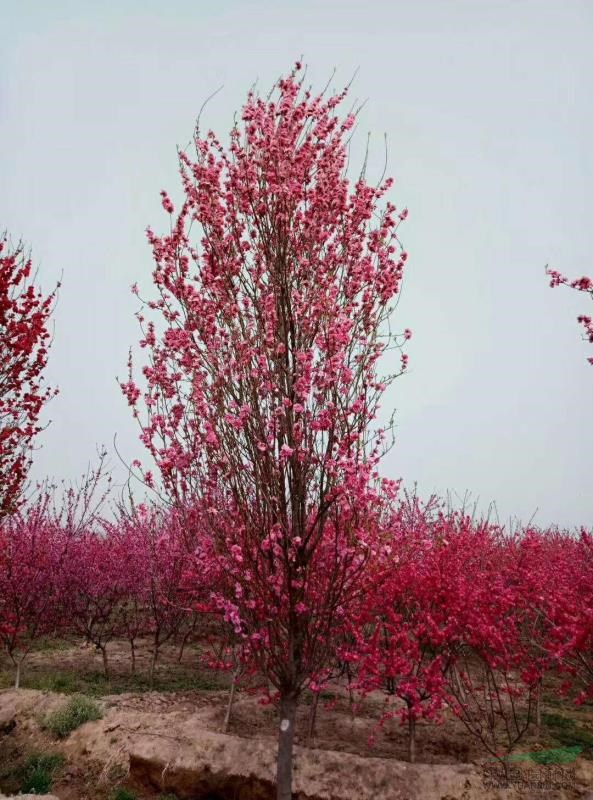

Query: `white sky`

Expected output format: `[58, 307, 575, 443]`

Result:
[1, 0, 591, 528]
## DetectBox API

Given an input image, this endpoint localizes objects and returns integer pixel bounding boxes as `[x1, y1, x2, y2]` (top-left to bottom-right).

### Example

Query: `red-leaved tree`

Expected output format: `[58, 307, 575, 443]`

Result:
[124, 64, 410, 799]
[0, 233, 58, 516]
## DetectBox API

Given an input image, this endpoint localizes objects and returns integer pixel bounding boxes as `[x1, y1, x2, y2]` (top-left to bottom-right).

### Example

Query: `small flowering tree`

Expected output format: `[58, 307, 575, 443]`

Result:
[100, 517, 148, 676]
[351, 496, 450, 763]
[63, 531, 131, 679]
[125, 64, 410, 800]
[0, 454, 112, 686]
[0, 497, 67, 688]
[352, 498, 542, 771]
[533, 529, 593, 704]
[510, 527, 570, 729]
[115, 504, 189, 686]
[0, 233, 58, 516]
[546, 268, 593, 364]
[437, 523, 539, 775]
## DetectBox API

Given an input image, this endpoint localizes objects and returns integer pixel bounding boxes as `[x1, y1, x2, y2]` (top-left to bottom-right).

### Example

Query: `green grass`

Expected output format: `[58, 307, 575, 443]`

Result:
[111, 789, 137, 800]
[42, 694, 103, 738]
[302, 689, 338, 705]
[34, 636, 74, 652]
[0, 665, 228, 696]
[529, 745, 582, 764]
[494, 744, 583, 765]
[542, 711, 593, 758]
[542, 712, 573, 729]
[18, 753, 65, 794]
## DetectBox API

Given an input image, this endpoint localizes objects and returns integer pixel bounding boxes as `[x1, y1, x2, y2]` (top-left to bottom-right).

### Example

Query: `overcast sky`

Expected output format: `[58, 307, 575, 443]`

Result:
[1, 0, 591, 528]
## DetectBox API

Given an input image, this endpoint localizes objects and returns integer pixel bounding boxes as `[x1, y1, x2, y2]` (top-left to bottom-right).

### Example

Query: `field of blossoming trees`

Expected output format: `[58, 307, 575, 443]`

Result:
[1, 64, 593, 800]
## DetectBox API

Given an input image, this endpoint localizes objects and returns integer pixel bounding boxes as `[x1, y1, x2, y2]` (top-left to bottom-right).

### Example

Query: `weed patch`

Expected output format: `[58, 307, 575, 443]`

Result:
[42, 694, 103, 738]
[18, 753, 65, 794]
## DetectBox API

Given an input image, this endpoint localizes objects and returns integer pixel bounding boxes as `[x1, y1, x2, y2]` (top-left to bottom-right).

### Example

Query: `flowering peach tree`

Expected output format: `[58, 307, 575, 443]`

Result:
[124, 64, 410, 799]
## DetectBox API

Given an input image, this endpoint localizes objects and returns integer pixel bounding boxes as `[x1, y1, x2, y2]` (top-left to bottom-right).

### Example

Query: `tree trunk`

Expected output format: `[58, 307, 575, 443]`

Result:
[100, 645, 110, 680]
[276, 693, 298, 800]
[453, 665, 466, 701]
[306, 692, 320, 745]
[149, 647, 159, 689]
[14, 659, 21, 690]
[535, 678, 542, 733]
[346, 663, 356, 720]
[223, 666, 240, 733]
[178, 629, 191, 663]
[130, 640, 136, 675]
[408, 714, 416, 763]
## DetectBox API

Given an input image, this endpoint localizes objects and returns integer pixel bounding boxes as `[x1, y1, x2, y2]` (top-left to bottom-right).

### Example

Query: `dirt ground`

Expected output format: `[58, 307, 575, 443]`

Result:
[1, 638, 593, 799]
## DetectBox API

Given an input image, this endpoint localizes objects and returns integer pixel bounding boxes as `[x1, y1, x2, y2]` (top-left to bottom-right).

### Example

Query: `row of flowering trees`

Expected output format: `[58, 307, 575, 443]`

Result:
[2, 491, 593, 767]
[0, 491, 192, 688]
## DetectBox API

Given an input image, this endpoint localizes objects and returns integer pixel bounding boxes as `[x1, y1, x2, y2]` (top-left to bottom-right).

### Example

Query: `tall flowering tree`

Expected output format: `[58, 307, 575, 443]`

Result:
[0, 233, 58, 516]
[125, 64, 410, 799]
[546, 267, 593, 364]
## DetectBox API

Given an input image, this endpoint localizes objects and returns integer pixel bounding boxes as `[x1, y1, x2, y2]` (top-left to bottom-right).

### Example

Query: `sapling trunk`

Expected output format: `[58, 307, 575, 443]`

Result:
[535, 678, 543, 733]
[408, 714, 416, 763]
[276, 693, 298, 800]
[346, 663, 356, 721]
[130, 640, 136, 675]
[14, 659, 21, 690]
[307, 691, 320, 745]
[100, 645, 110, 680]
[223, 666, 240, 733]
[453, 665, 466, 701]
[178, 629, 192, 663]
[149, 646, 159, 688]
